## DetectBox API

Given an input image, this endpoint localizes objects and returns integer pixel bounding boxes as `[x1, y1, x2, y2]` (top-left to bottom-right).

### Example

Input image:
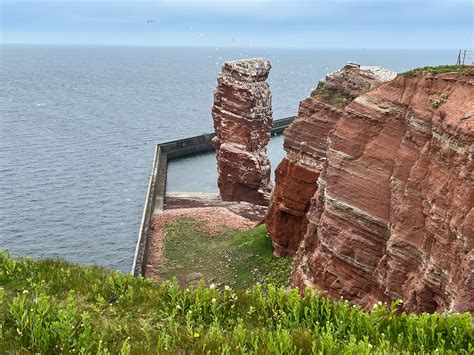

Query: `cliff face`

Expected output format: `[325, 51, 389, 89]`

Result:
[268, 68, 474, 313]
[266, 63, 396, 256]
[212, 59, 273, 206]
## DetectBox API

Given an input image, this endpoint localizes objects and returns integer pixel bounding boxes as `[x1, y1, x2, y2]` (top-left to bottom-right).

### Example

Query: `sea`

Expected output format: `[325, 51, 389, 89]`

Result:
[0, 45, 454, 272]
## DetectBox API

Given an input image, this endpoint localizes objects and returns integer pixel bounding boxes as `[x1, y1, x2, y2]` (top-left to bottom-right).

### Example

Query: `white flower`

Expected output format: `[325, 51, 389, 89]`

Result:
[224, 285, 231, 291]
[209, 283, 216, 290]
[212, 298, 217, 303]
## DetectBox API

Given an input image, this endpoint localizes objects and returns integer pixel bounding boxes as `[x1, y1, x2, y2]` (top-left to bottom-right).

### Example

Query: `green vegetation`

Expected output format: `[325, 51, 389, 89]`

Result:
[159, 220, 292, 289]
[1, 250, 473, 354]
[310, 82, 350, 108]
[400, 65, 474, 77]
[432, 91, 452, 109]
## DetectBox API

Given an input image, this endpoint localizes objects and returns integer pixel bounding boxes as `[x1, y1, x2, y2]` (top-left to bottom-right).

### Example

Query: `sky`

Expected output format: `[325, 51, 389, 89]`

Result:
[1, 0, 473, 49]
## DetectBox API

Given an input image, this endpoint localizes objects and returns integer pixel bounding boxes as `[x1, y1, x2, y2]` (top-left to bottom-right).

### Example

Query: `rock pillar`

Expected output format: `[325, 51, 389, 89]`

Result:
[212, 58, 273, 206]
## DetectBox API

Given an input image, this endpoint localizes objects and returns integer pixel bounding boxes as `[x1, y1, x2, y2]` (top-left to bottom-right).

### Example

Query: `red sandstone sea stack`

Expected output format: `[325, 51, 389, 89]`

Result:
[212, 58, 273, 206]
[266, 65, 474, 314]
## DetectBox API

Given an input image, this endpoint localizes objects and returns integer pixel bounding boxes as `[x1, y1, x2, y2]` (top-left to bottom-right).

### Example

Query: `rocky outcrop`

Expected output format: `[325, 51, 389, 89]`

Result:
[269, 67, 473, 313]
[212, 58, 273, 206]
[266, 63, 397, 256]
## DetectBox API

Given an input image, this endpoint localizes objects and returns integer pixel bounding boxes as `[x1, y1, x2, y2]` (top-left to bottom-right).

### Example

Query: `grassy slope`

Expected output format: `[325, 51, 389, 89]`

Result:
[1, 247, 473, 354]
[310, 82, 349, 108]
[158, 219, 292, 289]
[400, 65, 474, 77]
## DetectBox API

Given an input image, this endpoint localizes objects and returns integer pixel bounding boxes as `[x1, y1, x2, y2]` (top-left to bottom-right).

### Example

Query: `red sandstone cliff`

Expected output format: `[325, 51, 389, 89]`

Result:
[212, 59, 273, 206]
[266, 63, 397, 256]
[267, 67, 474, 313]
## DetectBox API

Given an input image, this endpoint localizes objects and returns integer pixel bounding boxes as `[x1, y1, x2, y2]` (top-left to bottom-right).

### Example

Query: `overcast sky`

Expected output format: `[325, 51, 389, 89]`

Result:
[1, 0, 473, 48]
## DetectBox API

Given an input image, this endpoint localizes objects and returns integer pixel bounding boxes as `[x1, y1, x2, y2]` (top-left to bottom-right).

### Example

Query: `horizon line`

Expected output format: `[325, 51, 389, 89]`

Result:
[1, 42, 466, 52]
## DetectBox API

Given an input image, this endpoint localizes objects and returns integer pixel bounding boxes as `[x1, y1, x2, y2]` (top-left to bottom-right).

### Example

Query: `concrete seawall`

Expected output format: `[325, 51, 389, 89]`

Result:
[132, 116, 295, 276]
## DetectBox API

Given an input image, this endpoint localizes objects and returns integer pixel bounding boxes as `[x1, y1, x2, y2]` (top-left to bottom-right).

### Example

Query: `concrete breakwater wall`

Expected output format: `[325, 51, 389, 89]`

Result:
[131, 116, 295, 276]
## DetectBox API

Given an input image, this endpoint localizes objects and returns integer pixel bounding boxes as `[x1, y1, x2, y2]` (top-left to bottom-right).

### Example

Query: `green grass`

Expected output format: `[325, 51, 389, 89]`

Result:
[400, 65, 474, 77]
[310, 82, 350, 108]
[1, 250, 473, 354]
[158, 219, 292, 289]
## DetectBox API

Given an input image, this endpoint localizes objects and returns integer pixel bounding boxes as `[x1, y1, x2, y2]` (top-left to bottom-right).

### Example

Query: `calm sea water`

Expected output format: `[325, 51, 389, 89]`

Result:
[167, 135, 286, 194]
[0, 45, 454, 272]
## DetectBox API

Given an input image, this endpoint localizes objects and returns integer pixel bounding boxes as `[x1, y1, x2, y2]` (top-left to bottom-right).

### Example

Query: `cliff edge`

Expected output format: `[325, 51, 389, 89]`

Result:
[266, 66, 474, 313]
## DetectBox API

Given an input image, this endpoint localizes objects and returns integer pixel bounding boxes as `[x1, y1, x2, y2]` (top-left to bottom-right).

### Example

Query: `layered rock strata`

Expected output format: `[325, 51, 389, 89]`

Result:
[268, 66, 474, 313]
[212, 58, 273, 206]
[266, 63, 396, 256]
